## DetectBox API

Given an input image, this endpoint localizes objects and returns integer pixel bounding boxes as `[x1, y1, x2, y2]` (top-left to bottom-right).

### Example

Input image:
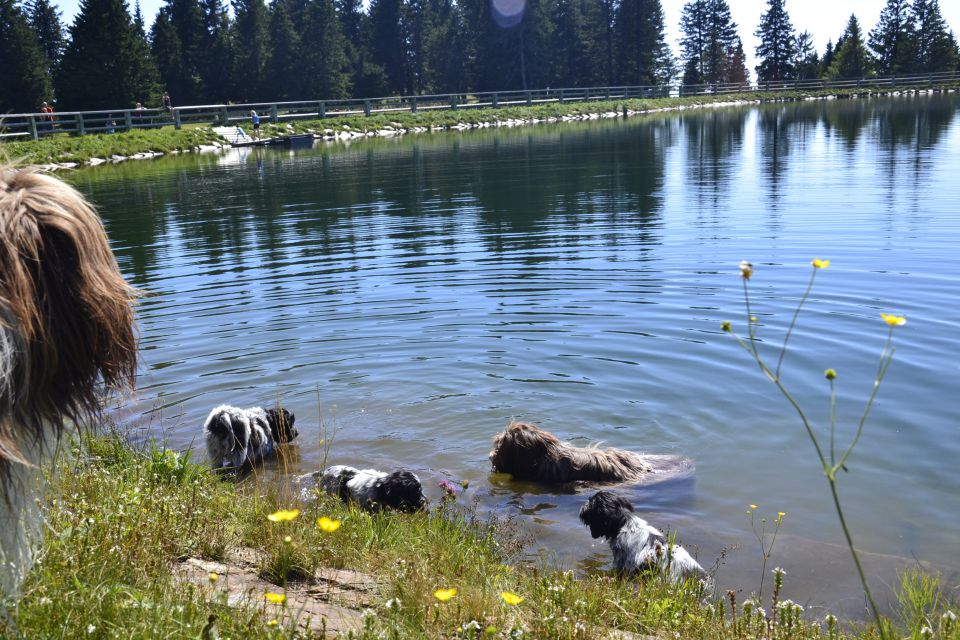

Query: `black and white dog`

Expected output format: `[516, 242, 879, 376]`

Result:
[579, 491, 710, 587]
[318, 465, 427, 512]
[203, 404, 298, 470]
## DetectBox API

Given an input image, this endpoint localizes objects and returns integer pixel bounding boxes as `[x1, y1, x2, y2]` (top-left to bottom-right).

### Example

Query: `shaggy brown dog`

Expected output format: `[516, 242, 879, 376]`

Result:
[489, 421, 692, 484]
[1, 168, 137, 596]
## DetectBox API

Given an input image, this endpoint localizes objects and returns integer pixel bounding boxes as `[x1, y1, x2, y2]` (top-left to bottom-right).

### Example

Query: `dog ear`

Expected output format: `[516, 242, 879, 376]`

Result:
[266, 408, 297, 444]
[380, 471, 426, 512]
[579, 491, 633, 539]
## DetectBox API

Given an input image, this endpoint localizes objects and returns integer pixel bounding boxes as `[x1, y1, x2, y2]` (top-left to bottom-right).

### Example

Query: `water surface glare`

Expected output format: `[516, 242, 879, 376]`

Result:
[74, 94, 960, 617]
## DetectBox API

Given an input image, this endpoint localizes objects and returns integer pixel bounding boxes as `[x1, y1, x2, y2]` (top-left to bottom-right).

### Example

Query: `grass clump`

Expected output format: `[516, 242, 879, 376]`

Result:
[5, 433, 959, 639]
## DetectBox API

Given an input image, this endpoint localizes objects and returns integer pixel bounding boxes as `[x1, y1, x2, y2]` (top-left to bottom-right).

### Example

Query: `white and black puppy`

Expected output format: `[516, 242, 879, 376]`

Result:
[579, 491, 710, 587]
[318, 465, 427, 512]
[203, 404, 298, 470]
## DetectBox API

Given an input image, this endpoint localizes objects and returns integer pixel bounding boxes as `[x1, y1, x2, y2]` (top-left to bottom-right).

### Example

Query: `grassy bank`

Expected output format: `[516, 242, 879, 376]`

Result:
[4, 434, 958, 639]
[4, 84, 957, 166]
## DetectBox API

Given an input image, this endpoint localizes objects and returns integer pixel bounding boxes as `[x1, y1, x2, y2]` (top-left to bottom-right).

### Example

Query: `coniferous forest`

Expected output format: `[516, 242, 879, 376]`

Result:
[1, 0, 958, 113]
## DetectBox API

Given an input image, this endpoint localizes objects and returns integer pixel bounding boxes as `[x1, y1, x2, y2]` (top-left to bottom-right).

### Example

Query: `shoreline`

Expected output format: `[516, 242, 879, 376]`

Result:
[9, 84, 958, 171]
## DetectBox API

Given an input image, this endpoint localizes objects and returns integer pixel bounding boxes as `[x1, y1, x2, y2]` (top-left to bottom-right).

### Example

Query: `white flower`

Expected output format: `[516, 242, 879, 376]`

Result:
[87, 624, 96, 634]
[385, 598, 401, 610]
[944, 611, 957, 622]
[920, 626, 933, 638]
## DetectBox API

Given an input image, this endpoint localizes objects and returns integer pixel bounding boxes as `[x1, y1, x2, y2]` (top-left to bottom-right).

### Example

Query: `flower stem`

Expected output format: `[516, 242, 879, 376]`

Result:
[775, 268, 818, 379]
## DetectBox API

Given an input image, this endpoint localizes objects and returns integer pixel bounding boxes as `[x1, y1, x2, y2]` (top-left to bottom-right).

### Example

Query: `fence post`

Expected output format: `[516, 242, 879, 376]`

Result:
[525, 91, 532, 106]
[220, 106, 228, 126]
[410, 96, 417, 113]
[492, 93, 498, 108]
[28, 116, 38, 140]
[364, 99, 371, 116]
[450, 95, 457, 110]
[271, 104, 278, 123]
[173, 108, 182, 129]
[77, 113, 85, 135]
[891, 75, 896, 87]
[125, 110, 133, 131]
[559, 89, 564, 103]
[318, 101, 326, 119]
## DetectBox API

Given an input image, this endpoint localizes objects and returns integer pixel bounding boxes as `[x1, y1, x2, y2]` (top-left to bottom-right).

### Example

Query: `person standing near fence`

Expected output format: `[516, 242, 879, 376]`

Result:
[250, 110, 261, 140]
[162, 92, 172, 111]
[40, 102, 54, 131]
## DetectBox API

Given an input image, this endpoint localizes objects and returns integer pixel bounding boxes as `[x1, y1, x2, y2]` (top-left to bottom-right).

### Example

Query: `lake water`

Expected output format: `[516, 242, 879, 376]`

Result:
[69, 93, 960, 618]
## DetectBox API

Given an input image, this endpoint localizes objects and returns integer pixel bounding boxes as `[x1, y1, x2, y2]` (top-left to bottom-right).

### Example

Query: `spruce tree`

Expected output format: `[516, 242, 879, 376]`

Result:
[57, 0, 160, 109]
[0, 0, 50, 112]
[335, 0, 387, 97]
[199, 0, 232, 102]
[754, 0, 796, 82]
[368, 0, 407, 94]
[150, 8, 183, 99]
[679, 0, 709, 85]
[163, 0, 206, 102]
[418, 0, 464, 93]
[232, 0, 270, 101]
[704, 0, 738, 84]
[869, 0, 916, 75]
[726, 36, 749, 86]
[300, 0, 350, 98]
[829, 14, 872, 79]
[26, 0, 64, 71]
[819, 40, 835, 77]
[911, 0, 956, 73]
[267, 0, 300, 99]
[792, 30, 819, 79]
[615, 0, 673, 86]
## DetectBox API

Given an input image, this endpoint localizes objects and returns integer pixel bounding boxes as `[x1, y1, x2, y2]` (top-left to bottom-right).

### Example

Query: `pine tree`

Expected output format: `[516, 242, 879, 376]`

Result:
[57, 0, 160, 109]
[869, 0, 916, 75]
[26, 0, 64, 70]
[150, 8, 183, 99]
[793, 30, 819, 79]
[368, 0, 407, 94]
[162, 0, 206, 102]
[0, 0, 51, 112]
[232, 0, 270, 101]
[704, 0, 738, 84]
[335, 0, 387, 97]
[754, 0, 796, 82]
[819, 40, 835, 77]
[679, 0, 708, 84]
[199, 0, 232, 102]
[911, 0, 956, 73]
[726, 36, 749, 86]
[300, 0, 350, 98]
[829, 14, 872, 79]
[417, 0, 463, 93]
[267, 0, 300, 99]
[615, 0, 673, 86]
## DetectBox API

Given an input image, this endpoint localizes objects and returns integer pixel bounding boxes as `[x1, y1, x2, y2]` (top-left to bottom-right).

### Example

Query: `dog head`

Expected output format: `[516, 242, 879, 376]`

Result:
[265, 408, 297, 444]
[376, 471, 427, 512]
[489, 421, 564, 480]
[1, 169, 137, 476]
[579, 491, 635, 540]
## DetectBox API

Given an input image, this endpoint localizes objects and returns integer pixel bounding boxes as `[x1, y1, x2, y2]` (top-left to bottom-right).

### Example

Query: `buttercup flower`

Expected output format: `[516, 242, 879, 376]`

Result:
[265, 592, 286, 604]
[811, 258, 830, 269]
[434, 588, 457, 602]
[721, 321, 732, 332]
[749, 504, 758, 510]
[824, 368, 837, 380]
[880, 313, 907, 327]
[267, 619, 279, 628]
[208, 572, 219, 583]
[739, 260, 754, 280]
[317, 516, 342, 533]
[501, 591, 524, 605]
[267, 509, 300, 523]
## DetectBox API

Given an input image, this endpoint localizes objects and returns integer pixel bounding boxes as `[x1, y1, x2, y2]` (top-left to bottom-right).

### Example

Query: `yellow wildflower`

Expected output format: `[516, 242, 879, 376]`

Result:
[317, 516, 342, 533]
[739, 260, 754, 280]
[208, 572, 219, 583]
[265, 592, 286, 604]
[267, 619, 279, 628]
[501, 591, 524, 605]
[825, 368, 837, 380]
[267, 509, 300, 523]
[880, 313, 907, 327]
[749, 504, 758, 510]
[433, 588, 457, 602]
[811, 258, 830, 269]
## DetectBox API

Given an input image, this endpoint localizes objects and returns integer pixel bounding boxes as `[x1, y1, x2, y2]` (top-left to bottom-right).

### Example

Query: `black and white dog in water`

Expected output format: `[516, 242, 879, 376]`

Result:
[579, 491, 711, 588]
[318, 465, 427, 512]
[203, 405, 298, 471]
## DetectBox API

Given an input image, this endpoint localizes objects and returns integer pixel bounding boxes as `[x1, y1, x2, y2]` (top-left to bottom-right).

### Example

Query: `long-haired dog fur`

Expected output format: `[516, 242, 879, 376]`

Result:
[318, 465, 427, 512]
[489, 421, 692, 484]
[579, 491, 710, 587]
[1, 168, 137, 597]
[203, 405, 297, 471]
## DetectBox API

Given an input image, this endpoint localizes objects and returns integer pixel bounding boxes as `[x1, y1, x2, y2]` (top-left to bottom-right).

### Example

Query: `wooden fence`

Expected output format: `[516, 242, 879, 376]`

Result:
[2, 71, 958, 141]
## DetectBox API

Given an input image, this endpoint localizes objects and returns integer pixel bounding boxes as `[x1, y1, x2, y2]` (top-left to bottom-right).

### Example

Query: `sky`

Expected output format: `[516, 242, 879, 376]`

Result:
[50, 0, 960, 81]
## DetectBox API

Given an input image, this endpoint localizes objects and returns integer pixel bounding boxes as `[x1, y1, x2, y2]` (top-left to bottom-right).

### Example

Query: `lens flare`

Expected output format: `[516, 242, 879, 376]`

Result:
[492, 0, 526, 28]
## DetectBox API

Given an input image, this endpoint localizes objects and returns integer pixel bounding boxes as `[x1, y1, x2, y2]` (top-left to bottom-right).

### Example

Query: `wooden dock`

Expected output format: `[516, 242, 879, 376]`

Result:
[212, 127, 314, 148]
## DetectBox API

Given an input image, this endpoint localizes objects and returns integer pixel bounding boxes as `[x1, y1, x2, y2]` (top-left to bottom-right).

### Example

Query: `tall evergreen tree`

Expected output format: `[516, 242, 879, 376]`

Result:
[754, 0, 796, 82]
[57, 0, 160, 109]
[162, 0, 206, 102]
[829, 14, 872, 79]
[792, 30, 819, 79]
[869, 0, 916, 75]
[679, 0, 708, 84]
[911, 0, 956, 73]
[26, 0, 64, 71]
[150, 8, 183, 99]
[335, 0, 387, 96]
[232, 0, 270, 101]
[615, 0, 673, 86]
[704, 0, 738, 84]
[416, 0, 463, 93]
[368, 0, 407, 94]
[267, 0, 300, 99]
[726, 36, 749, 85]
[199, 0, 233, 101]
[0, 0, 51, 112]
[299, 0, 350, 98]
[819, 39, 835, 77]
[551, 0, 591, 87]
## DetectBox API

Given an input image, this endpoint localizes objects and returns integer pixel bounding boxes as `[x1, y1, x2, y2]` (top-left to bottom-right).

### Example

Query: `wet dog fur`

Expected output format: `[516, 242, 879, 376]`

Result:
[203, 404, 298, 471]
[318, 464, 427, 513]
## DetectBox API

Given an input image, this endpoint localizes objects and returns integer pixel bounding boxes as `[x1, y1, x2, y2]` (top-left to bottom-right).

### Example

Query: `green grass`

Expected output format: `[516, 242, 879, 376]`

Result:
[4, 83, 958, 167]
[5, 434, 958, 639]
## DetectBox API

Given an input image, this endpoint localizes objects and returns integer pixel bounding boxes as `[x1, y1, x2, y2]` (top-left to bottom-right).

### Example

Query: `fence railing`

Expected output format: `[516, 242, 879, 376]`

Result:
[2, 71, 958, 141]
